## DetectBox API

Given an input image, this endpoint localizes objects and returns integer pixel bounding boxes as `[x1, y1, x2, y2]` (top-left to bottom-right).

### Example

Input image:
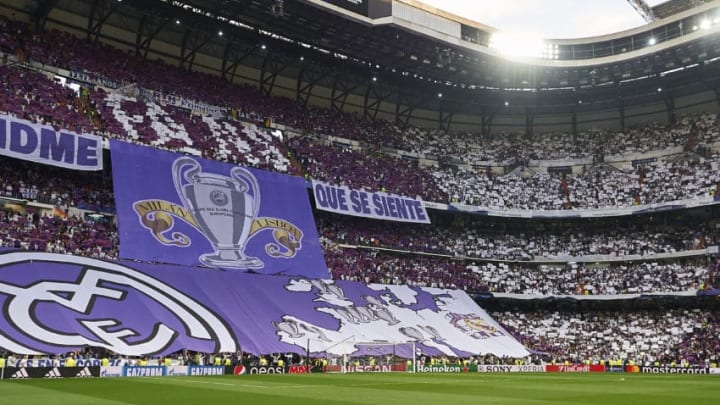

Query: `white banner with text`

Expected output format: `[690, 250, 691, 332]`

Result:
[312, 180, 430, 223]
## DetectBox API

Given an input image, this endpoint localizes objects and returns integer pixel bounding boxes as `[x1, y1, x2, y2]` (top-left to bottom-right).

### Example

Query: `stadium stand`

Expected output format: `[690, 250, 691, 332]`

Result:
[316, 213, 715, 260]
[324, 246, 710, 295]
[494, 309, 720, 366]
[2, 18, 719, 211]
[0, 8, 718, 369]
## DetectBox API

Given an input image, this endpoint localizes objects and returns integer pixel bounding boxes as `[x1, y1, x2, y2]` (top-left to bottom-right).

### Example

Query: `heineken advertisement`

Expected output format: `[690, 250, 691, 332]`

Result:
[413, 364, 546, 373]
[414, 364, 474, 373]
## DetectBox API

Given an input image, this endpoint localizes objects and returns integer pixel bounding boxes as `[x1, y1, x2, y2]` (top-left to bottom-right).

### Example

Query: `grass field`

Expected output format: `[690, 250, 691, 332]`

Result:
[2, 373, 720, 405]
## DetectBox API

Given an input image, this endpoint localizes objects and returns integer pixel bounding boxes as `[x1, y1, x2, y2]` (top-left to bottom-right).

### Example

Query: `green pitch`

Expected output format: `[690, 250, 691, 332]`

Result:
[2, 373, 719, 404]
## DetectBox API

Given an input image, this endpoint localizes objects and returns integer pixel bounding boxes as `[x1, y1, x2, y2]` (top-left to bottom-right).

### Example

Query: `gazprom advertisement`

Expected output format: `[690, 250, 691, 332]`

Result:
[110, 140, 328, 278]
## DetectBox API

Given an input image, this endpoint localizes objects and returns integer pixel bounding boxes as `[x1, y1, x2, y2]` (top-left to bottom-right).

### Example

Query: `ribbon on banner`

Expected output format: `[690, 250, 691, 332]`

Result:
[133, 200, 302, 257]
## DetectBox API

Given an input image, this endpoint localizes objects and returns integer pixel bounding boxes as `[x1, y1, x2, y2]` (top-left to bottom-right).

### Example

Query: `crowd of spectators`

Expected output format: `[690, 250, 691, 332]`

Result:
[324, 245, 482, 291]
[5, 11, 720, 165]
[318, 213, 715, 260]
[291, 136, 720, 209]
[290, 136, 447, 201]
[470, 260, 707, 295]
[0, 156, 114, 213]
[324, 243, 712, 295]
[1, 17, 720, 211]
[0, 210, 116, 259]
[413, 113, 719, 164]
[0, 64, 95, 134]
[90, 87, 293, 173]
[0, 61, 295, 175]
[290, 133, 720, 209]
[433, 156, 720, 210]
[494, 309, 720, 366]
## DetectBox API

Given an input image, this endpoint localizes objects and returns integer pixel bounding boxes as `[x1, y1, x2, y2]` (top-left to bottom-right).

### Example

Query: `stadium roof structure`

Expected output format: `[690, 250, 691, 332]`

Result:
[7, 0, 720, 129]
[652, 0, 714, 19]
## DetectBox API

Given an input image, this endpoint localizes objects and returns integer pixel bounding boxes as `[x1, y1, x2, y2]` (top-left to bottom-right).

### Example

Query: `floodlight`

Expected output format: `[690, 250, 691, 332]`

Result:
[489, 32, 545, 59]
[648, 37, 656, 45]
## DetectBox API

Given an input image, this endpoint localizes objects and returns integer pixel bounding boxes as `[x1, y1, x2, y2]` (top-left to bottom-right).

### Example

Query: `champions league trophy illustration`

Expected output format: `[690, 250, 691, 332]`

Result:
[172, 157, 263, 269]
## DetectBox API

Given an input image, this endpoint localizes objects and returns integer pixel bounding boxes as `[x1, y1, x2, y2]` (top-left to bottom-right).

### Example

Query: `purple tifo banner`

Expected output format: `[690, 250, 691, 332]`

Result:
[311, 180, 430, 224]
[110, 140, 328, 278]
[0, 113, 102, 171]
[0, 251, 529, 358]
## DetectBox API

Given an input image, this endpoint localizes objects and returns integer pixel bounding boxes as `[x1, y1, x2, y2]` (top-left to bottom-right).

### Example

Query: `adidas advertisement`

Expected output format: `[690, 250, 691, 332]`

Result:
[44, 368, 63, 378]
[75, 367, 96, 378]
[8, 367, 30, 379]
[1, 367, 100, 379]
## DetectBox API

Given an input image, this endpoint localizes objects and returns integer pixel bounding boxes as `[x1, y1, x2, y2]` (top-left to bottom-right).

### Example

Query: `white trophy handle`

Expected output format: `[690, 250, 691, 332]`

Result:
[230, 167, 261, 218]
[172, 157, 201, 205]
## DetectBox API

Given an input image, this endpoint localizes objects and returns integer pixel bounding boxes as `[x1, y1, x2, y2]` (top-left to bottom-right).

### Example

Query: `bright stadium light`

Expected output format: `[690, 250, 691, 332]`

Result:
[542, 43, 560, 60]
[648, 37, 656, 45]
[489, 31, 545, 59]
[700, 19, 711, 30]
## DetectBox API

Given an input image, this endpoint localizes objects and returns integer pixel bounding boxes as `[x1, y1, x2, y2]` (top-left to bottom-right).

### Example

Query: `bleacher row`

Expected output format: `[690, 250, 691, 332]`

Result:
[496, 309, 720, 365]
[4, 61, 718, 211]
[1, 17, 719, 211]
[324, 247, 713, 294]
[0, 14, 718, 365]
